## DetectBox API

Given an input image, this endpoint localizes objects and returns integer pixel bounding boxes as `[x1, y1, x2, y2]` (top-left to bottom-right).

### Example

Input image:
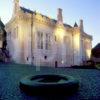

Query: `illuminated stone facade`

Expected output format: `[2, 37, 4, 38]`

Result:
[5, 0, 92, 67]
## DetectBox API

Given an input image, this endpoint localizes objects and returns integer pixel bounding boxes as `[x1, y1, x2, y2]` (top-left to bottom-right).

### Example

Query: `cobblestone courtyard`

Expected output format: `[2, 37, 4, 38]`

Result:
[0, 64, 100, 100]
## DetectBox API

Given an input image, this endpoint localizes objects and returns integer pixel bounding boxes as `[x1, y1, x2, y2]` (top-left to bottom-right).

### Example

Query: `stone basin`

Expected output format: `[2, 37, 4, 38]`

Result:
[20, 74, 79, 95]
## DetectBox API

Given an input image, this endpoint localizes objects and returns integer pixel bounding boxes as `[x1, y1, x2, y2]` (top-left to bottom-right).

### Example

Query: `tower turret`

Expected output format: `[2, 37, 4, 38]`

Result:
[13, 0, 20, 15]
[80, 19, 84, 32]
[57, 8, 63, 24]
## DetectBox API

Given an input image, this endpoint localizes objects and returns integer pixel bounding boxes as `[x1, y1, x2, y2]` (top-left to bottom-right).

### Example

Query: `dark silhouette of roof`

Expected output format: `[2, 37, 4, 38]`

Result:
[93, 43, 100, 50]
[0, 19, 6, 34]
[0, 19, 6, 32]
[64, 23, 72, 28]
[92, 43, 100, 58]
[0, 19, 5, 28]
[20, 7, 35, 14]
[74, 22, 78, 27]
[20, 7, 72, 28]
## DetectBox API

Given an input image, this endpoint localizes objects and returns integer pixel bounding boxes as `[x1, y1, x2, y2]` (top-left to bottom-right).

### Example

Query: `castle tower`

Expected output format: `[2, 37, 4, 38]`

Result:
[57, 8, 63, 24]
[80, 19, 84, 32]
[13, 0, 20, 15]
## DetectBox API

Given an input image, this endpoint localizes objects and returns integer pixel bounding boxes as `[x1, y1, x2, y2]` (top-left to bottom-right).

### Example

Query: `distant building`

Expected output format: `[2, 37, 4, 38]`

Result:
[0, 18, 10, 62]
[91, 43, 100, 64]
[0, 18, 7, 49]
[5, 0, 92, 67]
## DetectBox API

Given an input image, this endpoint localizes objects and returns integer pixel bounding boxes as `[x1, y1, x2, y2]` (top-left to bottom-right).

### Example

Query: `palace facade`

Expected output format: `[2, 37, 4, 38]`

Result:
[5, 0, 92, 67]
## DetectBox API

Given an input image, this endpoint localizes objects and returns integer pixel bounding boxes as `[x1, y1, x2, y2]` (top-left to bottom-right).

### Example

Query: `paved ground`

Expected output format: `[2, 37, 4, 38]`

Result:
[0, 63, 100, 100]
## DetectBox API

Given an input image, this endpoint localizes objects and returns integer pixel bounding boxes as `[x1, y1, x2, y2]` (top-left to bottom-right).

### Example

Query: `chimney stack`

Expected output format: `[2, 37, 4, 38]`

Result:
[57, 8, 63, 24]
[80, 19, 84, 31]
[13, 0, 20, 15]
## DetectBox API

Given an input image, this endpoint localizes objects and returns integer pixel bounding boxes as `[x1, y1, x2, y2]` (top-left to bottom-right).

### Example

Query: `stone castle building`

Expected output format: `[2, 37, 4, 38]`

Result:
[5, 0, 92, 67]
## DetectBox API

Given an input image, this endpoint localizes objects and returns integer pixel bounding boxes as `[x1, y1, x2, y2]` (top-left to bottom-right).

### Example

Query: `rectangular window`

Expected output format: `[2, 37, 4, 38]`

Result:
[37, 32, 43, 49]
[37, 32, 41, 49]
[45, 34, 51, 50]
[48, 35, 51, 49]
[45, 34, 48, 50]
[41, 33, 43, 49]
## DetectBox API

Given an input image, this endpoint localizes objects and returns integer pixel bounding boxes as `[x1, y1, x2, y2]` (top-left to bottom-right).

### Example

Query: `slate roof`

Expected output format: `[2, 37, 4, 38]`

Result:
[20, 7, 72, 28]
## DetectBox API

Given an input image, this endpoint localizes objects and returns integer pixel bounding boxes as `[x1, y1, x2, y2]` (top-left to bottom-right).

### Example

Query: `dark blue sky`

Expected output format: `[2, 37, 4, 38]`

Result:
[0, 0, 100, 47]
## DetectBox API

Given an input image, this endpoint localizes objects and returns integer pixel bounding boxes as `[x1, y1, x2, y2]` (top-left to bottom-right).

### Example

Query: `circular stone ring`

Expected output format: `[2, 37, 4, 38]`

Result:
[20, 74, 79, 95]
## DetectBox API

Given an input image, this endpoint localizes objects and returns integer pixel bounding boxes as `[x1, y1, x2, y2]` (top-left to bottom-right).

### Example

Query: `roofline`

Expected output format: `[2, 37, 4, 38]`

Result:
[20, 6, 72, 28]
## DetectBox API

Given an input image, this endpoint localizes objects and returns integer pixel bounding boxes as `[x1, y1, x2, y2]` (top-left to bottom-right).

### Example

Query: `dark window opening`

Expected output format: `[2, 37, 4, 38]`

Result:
[44, 56, 47, 60]
[27, 57, 29, 61]
[32, 56, 34, 60]
[55, 61, 58, 68]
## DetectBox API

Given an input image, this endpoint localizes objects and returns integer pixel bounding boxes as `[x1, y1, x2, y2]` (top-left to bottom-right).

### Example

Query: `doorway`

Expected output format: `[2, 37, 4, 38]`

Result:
[55, 61, 58, 68]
